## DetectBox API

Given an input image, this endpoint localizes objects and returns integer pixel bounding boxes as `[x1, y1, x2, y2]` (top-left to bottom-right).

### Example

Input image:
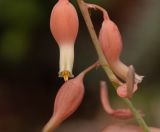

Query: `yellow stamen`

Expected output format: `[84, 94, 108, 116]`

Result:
[60, 70, 71, 81]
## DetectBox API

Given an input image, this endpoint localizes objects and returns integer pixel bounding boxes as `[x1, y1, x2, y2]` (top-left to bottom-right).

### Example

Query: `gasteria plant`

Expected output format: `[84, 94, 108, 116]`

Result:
[42, 0, 158, 131]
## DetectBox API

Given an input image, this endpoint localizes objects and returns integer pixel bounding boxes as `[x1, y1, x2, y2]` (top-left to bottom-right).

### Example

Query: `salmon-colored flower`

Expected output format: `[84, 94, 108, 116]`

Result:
[100, 81, 144, 119]
[50, 0, 79, 81]
[100, 81, 134, 119]
[99, 18, 143, 84]
[43, 62, 98, 132]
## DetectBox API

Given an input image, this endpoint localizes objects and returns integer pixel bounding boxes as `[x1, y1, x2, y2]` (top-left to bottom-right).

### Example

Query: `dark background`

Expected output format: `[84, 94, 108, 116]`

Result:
[0, 0, 160, 131]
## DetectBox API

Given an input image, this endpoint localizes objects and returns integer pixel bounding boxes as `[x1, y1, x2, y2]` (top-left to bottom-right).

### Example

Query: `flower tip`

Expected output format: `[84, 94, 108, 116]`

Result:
[135, 75, 144, 84]
[59, 70, 74, 81]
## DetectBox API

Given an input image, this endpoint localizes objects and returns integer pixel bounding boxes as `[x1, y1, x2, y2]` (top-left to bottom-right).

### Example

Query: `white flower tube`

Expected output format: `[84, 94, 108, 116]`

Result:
[59, 44, 74, 81]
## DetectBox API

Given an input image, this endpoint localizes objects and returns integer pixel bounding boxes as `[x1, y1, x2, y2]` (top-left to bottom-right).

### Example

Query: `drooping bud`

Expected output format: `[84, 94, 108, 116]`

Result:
[43, 62, 98, 132]
[99, 18, 143, 84]
[50, 0, 79, 81]
[100, 81, 134, 119]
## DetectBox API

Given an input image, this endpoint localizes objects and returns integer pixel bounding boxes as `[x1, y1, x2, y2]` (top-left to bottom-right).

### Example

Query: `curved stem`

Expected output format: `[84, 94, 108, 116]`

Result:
[79, 61, 99, 77]
[86, 3, 109, 19]
[77, 0, 150, 131]
[100, 81, 114, 114]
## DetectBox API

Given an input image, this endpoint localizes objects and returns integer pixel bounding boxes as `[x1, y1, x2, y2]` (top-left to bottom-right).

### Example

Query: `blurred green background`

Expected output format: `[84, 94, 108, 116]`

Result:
[0, 0, 160, 131]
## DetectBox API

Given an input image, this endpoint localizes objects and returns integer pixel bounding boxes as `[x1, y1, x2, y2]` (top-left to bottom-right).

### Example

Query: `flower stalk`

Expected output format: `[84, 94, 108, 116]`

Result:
[77, 0, 149, 131]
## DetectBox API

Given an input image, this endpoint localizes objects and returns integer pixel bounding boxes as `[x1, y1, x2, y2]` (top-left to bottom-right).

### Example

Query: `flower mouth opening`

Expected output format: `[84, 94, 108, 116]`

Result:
[59, 70, 74, 81]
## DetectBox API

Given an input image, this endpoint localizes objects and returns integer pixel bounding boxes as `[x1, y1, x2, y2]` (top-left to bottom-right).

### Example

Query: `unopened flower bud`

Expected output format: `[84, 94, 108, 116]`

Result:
[43, 62, 98, 132]
[50, 0, 79, 81]
[99, 19, 143, 84]
[100, 81, 133, 119]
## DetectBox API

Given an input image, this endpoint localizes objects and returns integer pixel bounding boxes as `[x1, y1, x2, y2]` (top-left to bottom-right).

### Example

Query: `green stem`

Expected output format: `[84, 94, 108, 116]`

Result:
[123, 98, 149, 132]
[77, 0, 150, 131]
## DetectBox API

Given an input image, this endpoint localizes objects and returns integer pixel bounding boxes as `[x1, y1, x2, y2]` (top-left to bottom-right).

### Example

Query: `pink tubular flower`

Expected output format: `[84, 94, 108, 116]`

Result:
[50, 0, 79, 81]
[43, 62, 98, 132]
[99, 18, 143, 84]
